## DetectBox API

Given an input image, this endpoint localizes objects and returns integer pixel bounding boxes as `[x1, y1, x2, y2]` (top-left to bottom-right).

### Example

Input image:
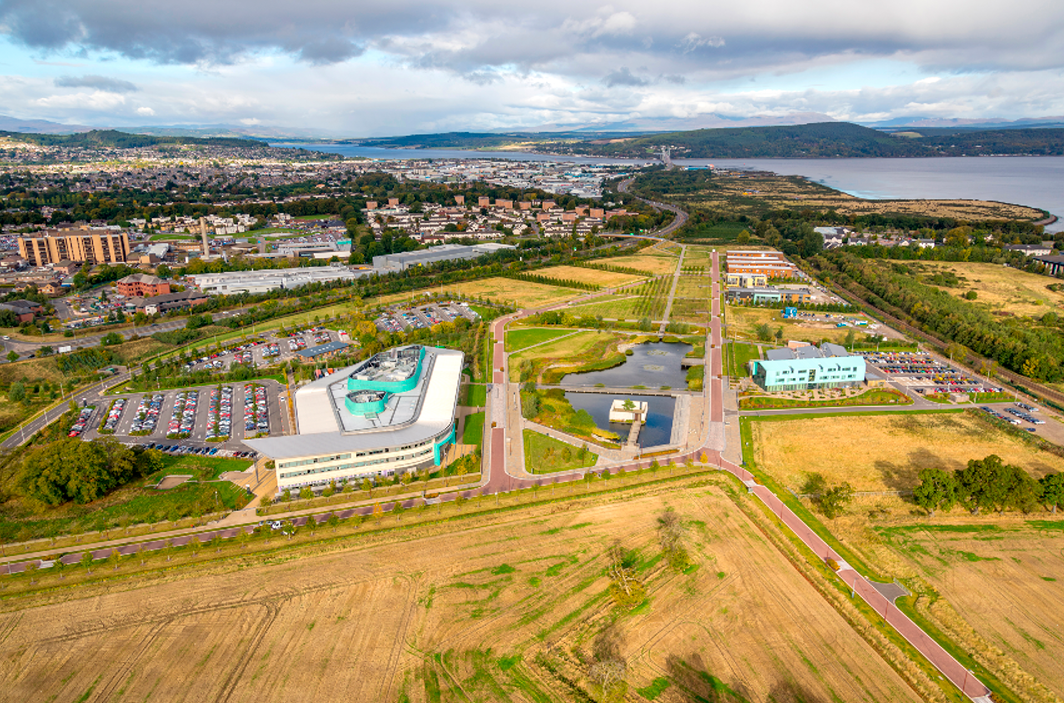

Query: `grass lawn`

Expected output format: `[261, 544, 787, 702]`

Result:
[439, 277, 583, 309]
[461, 411, 484, 446]
[505, 327, 574, 352]
[508, 331, 623, 383]
[523, 429, 598, 473]
[738, 388, 912, 410]
[560, 295, 644, 320]
[153, 452, 255, 481]
[462, 383, 487, 406]
[727, 341, 761, 378]
[535, 265, 644, 288]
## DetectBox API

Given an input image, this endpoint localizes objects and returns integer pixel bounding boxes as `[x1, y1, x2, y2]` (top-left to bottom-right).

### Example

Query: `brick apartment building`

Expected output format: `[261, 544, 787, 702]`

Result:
[18, 228, 130, 267]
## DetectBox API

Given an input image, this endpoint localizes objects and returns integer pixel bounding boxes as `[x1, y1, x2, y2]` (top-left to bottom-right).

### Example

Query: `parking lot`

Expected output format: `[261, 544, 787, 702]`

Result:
[79, 380, 286, 457]
[860, 351, 1004, 395]
[186, 327, 347, 373]
[375, 300, 479, 333]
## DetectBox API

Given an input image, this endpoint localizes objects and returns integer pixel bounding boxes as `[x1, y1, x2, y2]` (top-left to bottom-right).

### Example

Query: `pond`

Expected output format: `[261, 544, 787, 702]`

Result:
[559, 341, 693, 389]
[564, 393, 676, 448]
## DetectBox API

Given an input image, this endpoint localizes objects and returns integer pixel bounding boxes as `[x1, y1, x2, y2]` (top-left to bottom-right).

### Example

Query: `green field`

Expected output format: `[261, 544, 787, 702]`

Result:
[523, 430, 598, 473]
[505, 327, 574, 352]
[562, 295, 645, 320]
[461, 412, 485, 446]
[727, 342, 761, 378]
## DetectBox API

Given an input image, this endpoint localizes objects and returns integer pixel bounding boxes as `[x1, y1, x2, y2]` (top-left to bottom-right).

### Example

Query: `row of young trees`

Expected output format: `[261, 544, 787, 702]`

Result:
[913, 454, 1064, 516]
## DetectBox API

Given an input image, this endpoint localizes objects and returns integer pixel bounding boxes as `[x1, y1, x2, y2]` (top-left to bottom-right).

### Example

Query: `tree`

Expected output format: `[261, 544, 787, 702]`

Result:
[817, 482, 854, 519]
[6, 351, 18, 363]
[38, 345, 54, 356]
[755, 323, 772, 341]
[955, 454, 1008, 514]
[9, 381, 26, 403]
[80, 551, 94, 574]
[1040, 472, 1064, 513]
[101, 331, 122, 346]
[913, 468, 957, 516]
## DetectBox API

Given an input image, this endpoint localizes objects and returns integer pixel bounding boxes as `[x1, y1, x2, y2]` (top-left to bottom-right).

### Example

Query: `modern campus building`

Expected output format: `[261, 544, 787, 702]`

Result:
[725, 286, 812, 305]
[245, 345, 463, 494]
[725, 272, 768, 288]
[750, 343, 866, 392]
[18, 228, 130, 267]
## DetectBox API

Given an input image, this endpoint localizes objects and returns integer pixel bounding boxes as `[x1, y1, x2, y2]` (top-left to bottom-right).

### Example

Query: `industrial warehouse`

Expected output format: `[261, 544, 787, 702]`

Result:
[245, 345, 463, 494]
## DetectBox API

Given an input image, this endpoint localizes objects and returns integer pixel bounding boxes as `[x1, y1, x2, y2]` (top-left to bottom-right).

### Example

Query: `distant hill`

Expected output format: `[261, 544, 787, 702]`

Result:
[569, 122, 1064, 158]
[0, 129, 263, 149]
[0, 114, 92, 134]
[347, 130, 654, 149]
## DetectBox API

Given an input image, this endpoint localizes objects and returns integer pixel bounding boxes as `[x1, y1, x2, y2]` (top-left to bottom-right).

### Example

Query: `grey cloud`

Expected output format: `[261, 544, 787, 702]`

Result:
[290, 38, 364, 65]
[55, 74, 138, 92]
[603, 67, 648, 87]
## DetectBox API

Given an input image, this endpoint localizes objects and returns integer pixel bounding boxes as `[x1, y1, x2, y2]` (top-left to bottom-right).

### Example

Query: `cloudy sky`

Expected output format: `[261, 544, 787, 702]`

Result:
[1, 0, 1062, 136]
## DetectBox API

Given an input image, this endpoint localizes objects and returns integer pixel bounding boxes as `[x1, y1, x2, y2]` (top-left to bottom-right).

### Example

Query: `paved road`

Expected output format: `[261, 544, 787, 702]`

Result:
[617, 178, 689, 238]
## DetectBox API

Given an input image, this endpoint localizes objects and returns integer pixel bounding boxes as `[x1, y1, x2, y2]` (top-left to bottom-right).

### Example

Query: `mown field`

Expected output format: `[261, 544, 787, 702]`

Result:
[0, 478, 929, 703]
[749, 411, 1064, 703]
[505, 328, 575, 353]
[534, 265, 644, 288]
[439, 277, 583, 309]
[600, 252, 679, 276]
[508, 330, 624, 383]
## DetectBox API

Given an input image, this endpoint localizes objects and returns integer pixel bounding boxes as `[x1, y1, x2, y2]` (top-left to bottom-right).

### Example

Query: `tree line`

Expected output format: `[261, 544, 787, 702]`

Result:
[913, 454, 1064, 515]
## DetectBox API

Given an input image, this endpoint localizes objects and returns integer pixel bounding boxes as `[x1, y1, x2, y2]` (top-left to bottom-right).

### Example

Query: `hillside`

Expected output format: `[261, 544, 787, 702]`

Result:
[568, 122, 1064, 158]
[0, 129, 263, 149]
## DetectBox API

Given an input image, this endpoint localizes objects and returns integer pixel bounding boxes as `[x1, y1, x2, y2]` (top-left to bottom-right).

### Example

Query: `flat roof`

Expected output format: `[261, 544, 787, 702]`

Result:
[245, 346, 463, 460]
[296, 340, 349, 358]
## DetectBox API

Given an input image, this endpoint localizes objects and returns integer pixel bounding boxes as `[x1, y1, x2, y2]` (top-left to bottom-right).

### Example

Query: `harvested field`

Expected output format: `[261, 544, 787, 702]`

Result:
[534, 265, 644, 288]
[602, 253, 679, 276]
[692, 175, 1046, 221]
[439, 277, 582, 309]
[0, 479, 926, 703]
[917, 261, 1064, 317]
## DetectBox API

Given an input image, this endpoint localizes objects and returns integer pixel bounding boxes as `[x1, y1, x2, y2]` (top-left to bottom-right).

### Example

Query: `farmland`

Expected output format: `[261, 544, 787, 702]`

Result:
[0, 478, 928, 703]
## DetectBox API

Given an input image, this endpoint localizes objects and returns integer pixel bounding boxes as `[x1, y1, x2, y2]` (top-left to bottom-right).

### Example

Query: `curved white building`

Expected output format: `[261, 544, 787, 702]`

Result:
[246, 345, 463, 494]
